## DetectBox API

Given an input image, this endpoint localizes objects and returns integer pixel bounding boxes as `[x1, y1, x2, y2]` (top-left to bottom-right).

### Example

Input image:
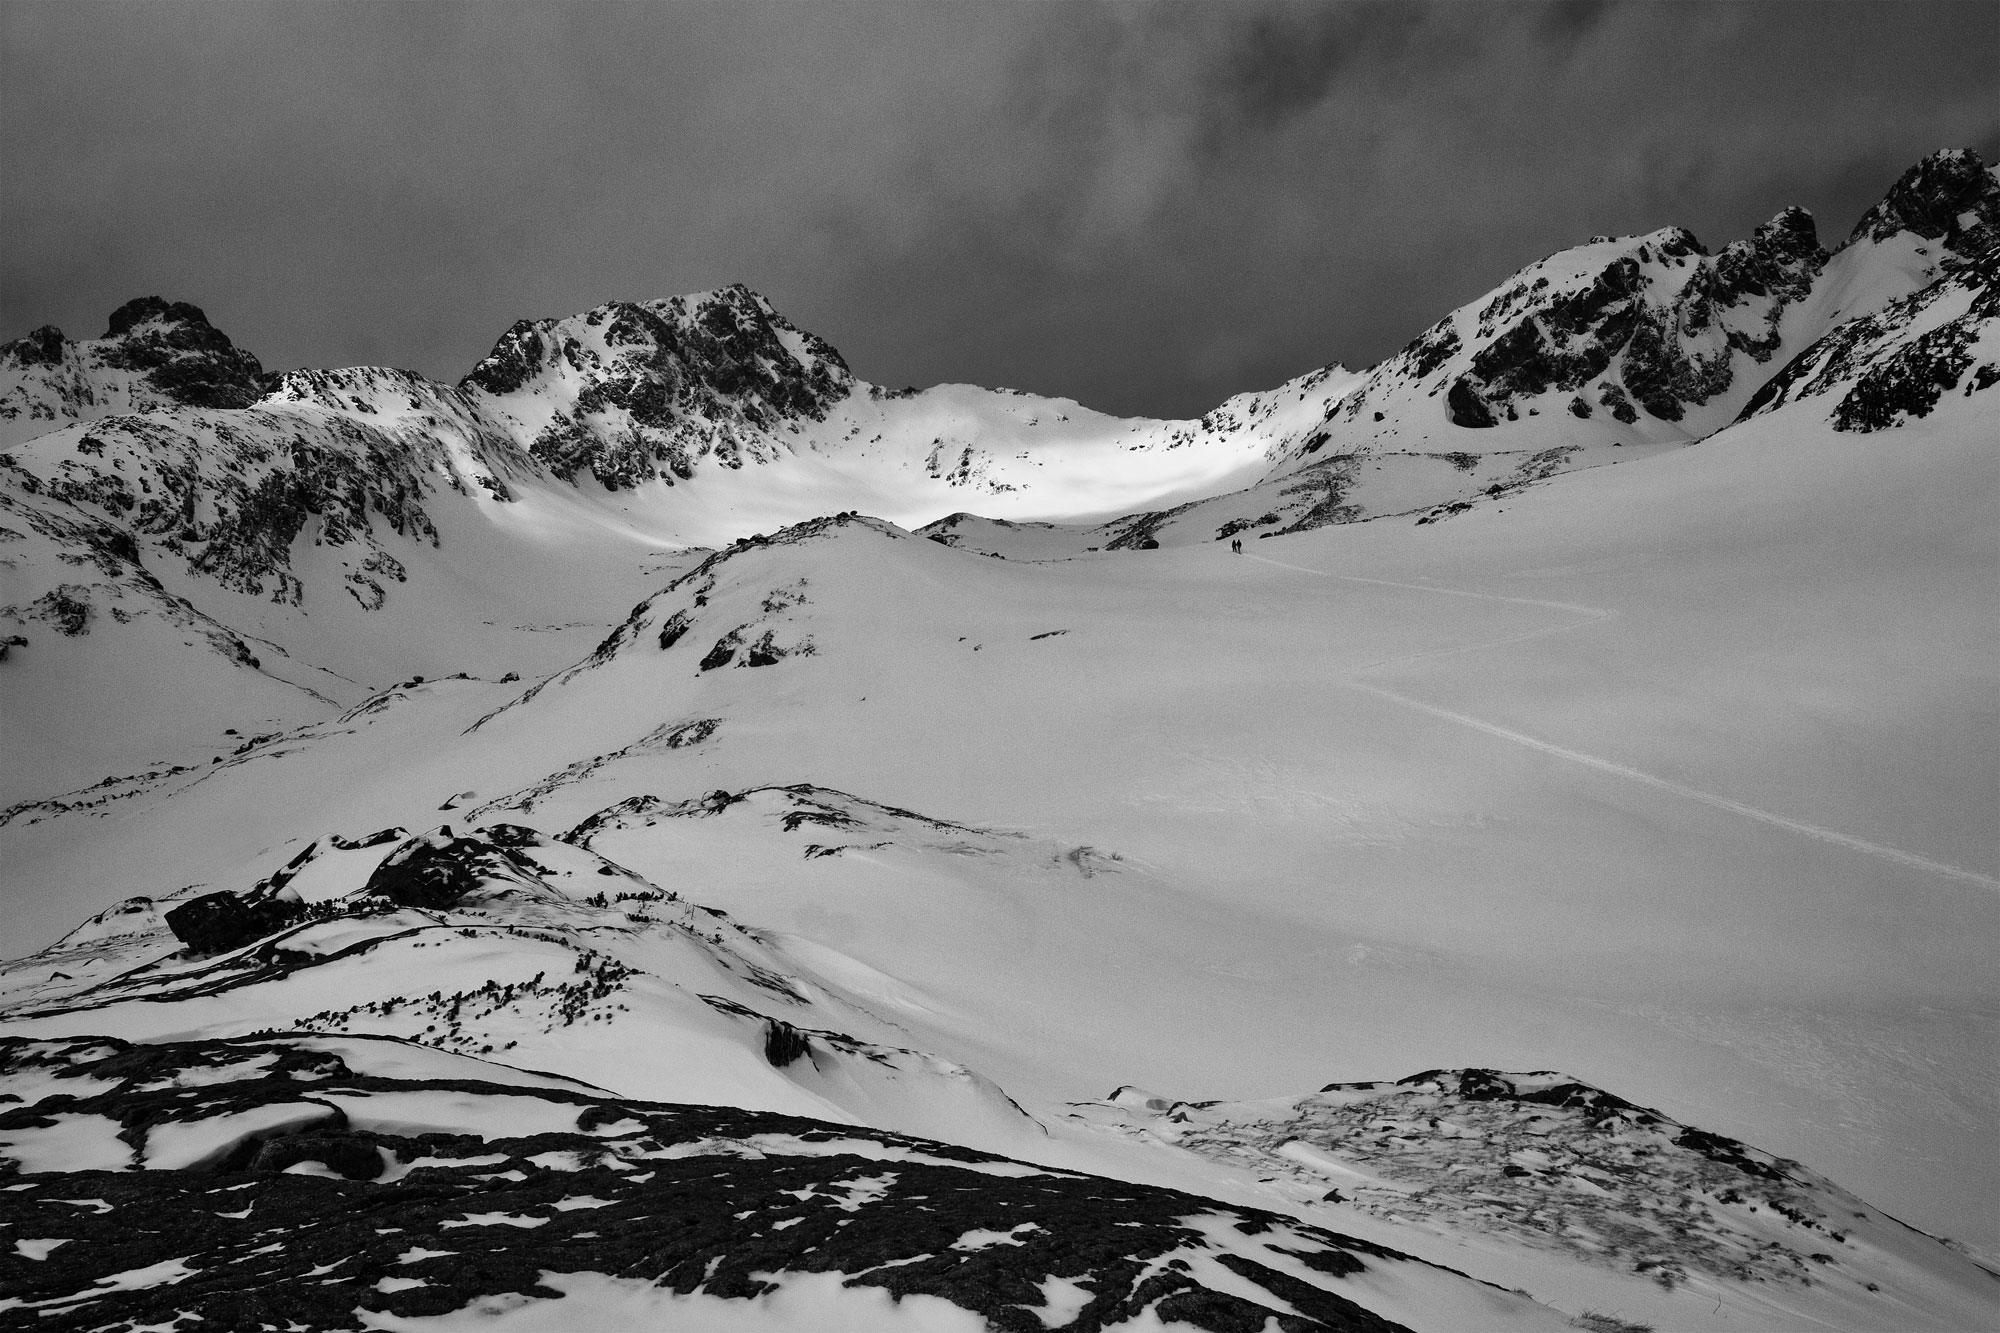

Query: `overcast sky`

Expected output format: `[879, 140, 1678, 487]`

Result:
[4, 1, 1995, 418]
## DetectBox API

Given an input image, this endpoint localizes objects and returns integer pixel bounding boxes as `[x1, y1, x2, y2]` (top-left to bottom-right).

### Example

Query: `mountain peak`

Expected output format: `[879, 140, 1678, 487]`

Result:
[457, 286, 855, 490]
[92, 296, 265, 410]
[2, 324, 66, 368]
[1752, 204, 1821, 260]
[102, 296, 224, 342]
[0, 297, 267, 433]
[1845, 147, 1999, 252]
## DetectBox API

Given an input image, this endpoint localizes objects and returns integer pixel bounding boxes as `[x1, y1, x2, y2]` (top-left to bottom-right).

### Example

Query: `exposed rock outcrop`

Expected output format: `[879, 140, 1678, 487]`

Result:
[462, 286, 854, 490]
[1844, 147, 2000, 255]
[163, 891, 307, 955]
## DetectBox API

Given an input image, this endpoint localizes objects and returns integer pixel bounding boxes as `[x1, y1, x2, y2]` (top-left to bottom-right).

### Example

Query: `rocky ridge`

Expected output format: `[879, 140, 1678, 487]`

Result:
[0, 818, 1045, 1151]
[460, 285, 856, 490]
[915, 153, 2000, 558]
[1740, 234, 2000, 431]
[1843, 147, 2000, 253]
[0, 298, 270, 447]
[0, 153, 1989, 648]
[0, 364, 533, 611]
[1271, 150, 1998, 473]
[1421, 210, 1822, 434]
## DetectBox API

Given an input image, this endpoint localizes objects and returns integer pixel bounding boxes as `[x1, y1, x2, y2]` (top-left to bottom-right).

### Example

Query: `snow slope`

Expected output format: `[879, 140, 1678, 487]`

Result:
[3, 149, 1997, 1331]
[4, 809, 1989, 1329]
[6, 373, 1993, 1247]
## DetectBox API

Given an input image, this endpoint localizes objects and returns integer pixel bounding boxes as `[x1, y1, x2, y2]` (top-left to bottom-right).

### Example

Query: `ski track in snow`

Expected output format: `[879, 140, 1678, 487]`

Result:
[1247, 552, 2000, 893]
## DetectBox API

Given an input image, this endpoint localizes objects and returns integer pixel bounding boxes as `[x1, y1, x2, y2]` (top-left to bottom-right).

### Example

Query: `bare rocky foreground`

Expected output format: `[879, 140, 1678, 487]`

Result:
[2, 1033, 1467, 1332]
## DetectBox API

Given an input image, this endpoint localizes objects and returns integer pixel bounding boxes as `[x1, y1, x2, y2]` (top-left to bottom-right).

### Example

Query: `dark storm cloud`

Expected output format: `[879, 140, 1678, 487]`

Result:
[1207, 4, 1433, 128]
[3, 1, 1995, 418]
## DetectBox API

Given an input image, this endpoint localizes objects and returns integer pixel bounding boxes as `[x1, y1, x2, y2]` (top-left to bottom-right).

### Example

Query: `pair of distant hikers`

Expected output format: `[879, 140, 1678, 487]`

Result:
[1229, 537, 1243, 554]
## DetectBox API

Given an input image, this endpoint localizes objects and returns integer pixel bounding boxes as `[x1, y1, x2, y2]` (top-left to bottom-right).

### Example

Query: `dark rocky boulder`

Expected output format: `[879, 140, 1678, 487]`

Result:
[2, 324, 67, 367]
[163, 891, 306, 954]
[246, 1132, 387, 1180]
[359, 829, 519, 909]
[763, 1018, 812, 1067]
[1447, 375, 1498, 427]
[698, 630, 741, 671]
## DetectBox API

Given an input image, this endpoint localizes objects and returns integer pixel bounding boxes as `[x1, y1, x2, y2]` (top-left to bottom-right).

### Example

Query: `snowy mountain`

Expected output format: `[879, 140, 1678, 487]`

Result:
[459, 286, 857, 489]
[6, 152, 1990, 589]
[0, 298, 271, 447]
[919, 149, 1999, 556]
[1739, 212, 1999, 431]
[1279, 146, 1994, 465]
[3, 150, 1997, 1330]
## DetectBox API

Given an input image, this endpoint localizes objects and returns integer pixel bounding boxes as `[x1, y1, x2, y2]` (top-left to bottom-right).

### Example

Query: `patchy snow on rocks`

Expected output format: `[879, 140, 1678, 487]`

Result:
[1067, 1070, 2000, 1331]
[0, 1035, 1568, 1331]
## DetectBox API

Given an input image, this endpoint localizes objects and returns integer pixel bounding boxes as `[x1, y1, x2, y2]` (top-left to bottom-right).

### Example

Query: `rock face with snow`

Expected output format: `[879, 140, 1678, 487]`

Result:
[9, 363, 534, 607]
[1741, 226, 1999, 432]
[461, 285, 857, 490]
[1071, 1070, 1990, 1304]
[0, 477, 294, 734]
[0, 298, 271, 446]
[1222, 204, 1836, 506]
[926, 151, 2000, 556]
[1399, 211, 1822, 436]
[1273, 149, 1994, 470]
[1844, 147, 2000, 253]
[3, 152, 1987, 639]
